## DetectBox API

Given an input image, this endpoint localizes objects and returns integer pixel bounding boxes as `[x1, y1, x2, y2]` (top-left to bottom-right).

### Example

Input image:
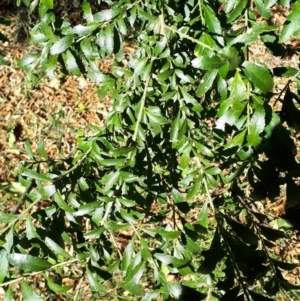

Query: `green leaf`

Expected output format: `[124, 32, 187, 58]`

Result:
[81, 38, 93, 59]
[216, 100, 246, 130]
[171, 188, 185, 204]
[26, 215, 41, 240]
[224, 129, 247, 149]
[104, 23, 114, 55]
[157, 230, 181, 240]
[5, 227, 14, 253]
[44, 54, 58, 79]
[247, 105, 265, 146]
[24, 139, 34, 159]
[170, 113, 181, 142]
[40, 23, 56, 42]
[196, 69, 218, 97]
[119, 208, 137, 223]
[39, 184, 56, 200]
[37, 138, 47, 159]
[280, 66, 299, 78]
[21, 167, 57, 181]
[175, 69, 194, 84]
[8, 254, 51, 272]
[40, 0, 53, 9]
[53, 191, 74, 213]
[65, 50, 81, 76]
[119, 198, 137, 208]
[204, 166, 221, 176]
[258, 225, 285, 241]
[141, 291, 160, 301]
[87, 267, 107, 293]
[21, 280, 43, 301]
[45, 237, 72, 259]
[279, 1, 300, 43]
[227, 0, 248, 23]
[0, 211, 16, 224]
[122, 238, 134, 272]
[180, 143, 192, 169]
[270, 218, 295, 230]
[0, 249, 8, 283]
[74, 201, 101, 216]
[228, 23, 278, 46]
[94, 8, 122, 22]
[117, 17, 127, 36]
[202, 4, 223, 45]
[142, 62, 154, 82]
[84, 227, 105, 239]
[198, 201, 209, 228]
[45, 276, 72, 293]
[193, 143, 214, 157]
[71, 24, 99, 36]
[157, 69, 174, 83]
[82, 1, 93, 22]
[186, 236, 202, 254]
[242, 62, 274, 94]
[225, 216, 259, 245]
[110, 146, 135, 156]
[17, 54, 39, 72]
[145, 106, 168, 132]
[50, 36, 74, 55]
[102, 171, 120, 192]
[194, 33, 220, 57]
[121, 261, 145, 296]
[96, 158, 125, 167]
[192, 55, 225, 70]
[219, 47, 241, 70]
[230, 70, 247, 101]
[4, 286, 14, 301]
[187, 175, 203, 200]
[154, 253, 189, 267]
[253, 0, 271, 19]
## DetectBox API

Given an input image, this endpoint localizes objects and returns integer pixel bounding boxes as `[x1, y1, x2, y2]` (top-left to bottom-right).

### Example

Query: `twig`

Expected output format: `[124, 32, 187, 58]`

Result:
[132, 75, 151, 142]
[165, 25, 216, 52]
[11, 180, 34, 214]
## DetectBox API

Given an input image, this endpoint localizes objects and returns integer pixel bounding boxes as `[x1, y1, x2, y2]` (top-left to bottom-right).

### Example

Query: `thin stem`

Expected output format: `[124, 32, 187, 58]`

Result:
[109, 230, 123, 259]
[132, 75, 151, 142]
[198, 0, 204, 25]
[165, 25, 216, 52]
[1, 194, 41, 235]
[11, 180, 34, 214]
[58, 147, 92, 179]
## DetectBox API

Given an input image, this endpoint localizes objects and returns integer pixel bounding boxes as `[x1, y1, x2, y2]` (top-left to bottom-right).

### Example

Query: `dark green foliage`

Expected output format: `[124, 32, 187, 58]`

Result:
[1, 0, 300, 300]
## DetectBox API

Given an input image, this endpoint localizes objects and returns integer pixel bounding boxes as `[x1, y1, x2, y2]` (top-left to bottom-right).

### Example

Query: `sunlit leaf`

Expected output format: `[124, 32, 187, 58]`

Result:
[8, 254, 51, 272]
[242, 62, 274, 94]
[0, 249, 8, 284]
[21, 280, 43, 301]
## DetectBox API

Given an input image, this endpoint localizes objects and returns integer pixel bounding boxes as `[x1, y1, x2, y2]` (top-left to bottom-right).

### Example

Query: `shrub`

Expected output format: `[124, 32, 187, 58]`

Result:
[1, 0, 300, 300]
